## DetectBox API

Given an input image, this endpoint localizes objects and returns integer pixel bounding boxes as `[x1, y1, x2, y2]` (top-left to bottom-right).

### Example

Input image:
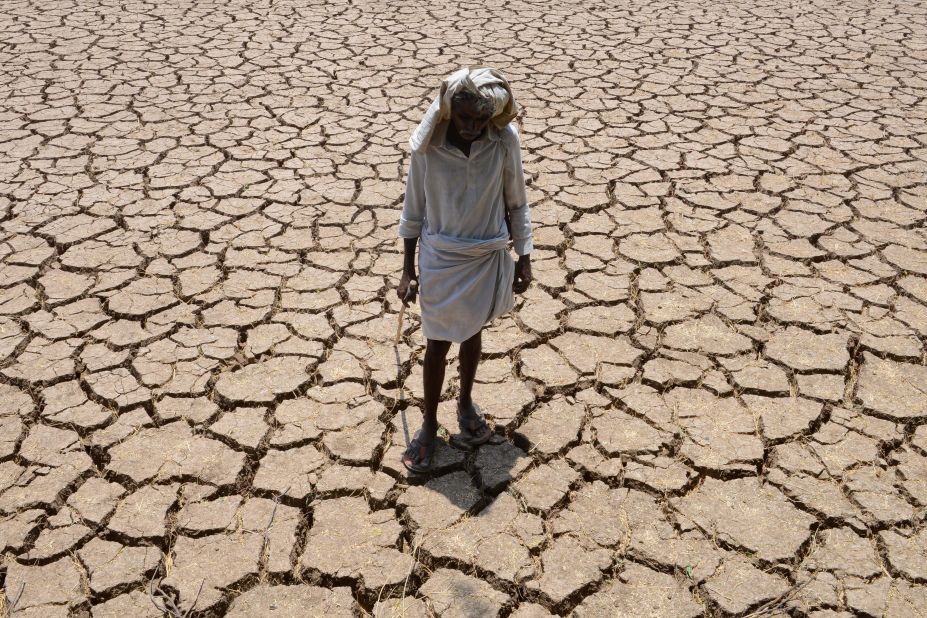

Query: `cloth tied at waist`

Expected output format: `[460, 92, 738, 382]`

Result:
[417, 230, 514, 343]
[420, 230, 509, 260]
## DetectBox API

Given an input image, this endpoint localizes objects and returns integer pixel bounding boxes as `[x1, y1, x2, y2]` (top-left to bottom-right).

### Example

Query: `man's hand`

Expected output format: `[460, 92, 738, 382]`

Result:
[397, 271, 418, 305]
[513, 255, 532, 294]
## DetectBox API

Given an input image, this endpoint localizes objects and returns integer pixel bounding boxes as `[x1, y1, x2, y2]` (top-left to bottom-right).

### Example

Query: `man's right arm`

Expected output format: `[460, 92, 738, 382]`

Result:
[399, 151, 426, 242]
[398, 237, 418, 304]
[398, 152, 425, 303]
[402, 238, 418, 278]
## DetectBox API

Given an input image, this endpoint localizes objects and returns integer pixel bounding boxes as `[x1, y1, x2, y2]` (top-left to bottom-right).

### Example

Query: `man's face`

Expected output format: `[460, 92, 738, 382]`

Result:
[451, 99, 493, 142]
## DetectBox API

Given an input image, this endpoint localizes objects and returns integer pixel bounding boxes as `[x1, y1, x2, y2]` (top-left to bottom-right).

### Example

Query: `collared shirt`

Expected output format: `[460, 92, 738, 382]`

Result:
[399, 121, 533, 256]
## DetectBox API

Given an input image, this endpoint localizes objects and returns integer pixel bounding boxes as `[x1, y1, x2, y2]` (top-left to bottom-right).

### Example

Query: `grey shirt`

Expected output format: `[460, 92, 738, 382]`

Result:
[399, 120, 533, 256]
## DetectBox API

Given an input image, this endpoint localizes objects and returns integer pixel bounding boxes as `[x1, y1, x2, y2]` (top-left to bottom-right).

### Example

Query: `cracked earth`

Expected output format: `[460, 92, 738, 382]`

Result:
[0, 0, 926, 616]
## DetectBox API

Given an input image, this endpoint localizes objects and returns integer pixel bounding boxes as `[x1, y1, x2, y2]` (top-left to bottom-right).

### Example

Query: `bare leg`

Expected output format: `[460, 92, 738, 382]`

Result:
[456, 329, 492, 443]
[457, 329, 481, 412]
[421, 338, 451, 441]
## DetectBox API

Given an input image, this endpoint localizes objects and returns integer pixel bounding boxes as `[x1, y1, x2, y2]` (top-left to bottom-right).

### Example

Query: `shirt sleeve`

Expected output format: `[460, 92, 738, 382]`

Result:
[399, 151, 425, 239]
[502, 126, 533, 256]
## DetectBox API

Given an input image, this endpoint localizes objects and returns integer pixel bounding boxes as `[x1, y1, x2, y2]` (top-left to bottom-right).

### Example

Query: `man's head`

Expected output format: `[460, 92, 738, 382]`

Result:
[409, 68, 518, 153]
[450, 90, 494, 142]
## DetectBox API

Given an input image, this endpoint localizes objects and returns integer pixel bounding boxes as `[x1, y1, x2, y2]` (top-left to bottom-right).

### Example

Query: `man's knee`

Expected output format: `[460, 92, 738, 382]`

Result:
[462, 329, 482, 347]
[425, 339, 452, 360]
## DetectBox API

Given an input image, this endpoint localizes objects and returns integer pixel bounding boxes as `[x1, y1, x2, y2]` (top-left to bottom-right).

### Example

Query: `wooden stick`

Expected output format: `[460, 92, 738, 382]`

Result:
[395, 280, 417, 345]
[395, 303, 406, 345]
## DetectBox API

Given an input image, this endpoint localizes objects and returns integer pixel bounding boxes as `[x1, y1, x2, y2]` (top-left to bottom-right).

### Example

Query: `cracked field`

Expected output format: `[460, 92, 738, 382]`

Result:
[1, 0, 927, 616]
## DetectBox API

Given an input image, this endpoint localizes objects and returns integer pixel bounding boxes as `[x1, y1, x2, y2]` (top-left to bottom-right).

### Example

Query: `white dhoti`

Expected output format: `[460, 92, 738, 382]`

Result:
[418, 230, 514, 343]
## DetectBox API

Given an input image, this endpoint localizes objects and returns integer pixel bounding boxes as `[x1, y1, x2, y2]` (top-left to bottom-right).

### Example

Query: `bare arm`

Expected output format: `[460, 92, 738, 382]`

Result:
[397, 238, 418, 304]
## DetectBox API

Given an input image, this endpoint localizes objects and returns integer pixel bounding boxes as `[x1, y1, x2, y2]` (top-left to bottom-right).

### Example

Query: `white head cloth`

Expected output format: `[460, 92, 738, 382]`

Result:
[409, 67, 520, 153]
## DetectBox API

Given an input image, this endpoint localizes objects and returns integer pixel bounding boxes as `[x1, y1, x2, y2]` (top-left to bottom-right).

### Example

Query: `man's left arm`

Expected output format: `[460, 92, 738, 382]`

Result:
[502, 126, 533, 293]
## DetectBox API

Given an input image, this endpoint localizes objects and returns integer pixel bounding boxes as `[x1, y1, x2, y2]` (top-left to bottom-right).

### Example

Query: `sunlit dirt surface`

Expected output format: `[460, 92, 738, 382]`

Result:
[1, 1, 926, 615]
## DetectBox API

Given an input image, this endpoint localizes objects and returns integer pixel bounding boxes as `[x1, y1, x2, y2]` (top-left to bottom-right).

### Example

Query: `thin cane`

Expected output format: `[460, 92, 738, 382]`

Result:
[395, 280, 417, 443]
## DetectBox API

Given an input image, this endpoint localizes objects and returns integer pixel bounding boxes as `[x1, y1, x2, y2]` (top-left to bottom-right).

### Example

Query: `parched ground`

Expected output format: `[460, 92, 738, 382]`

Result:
[0, 0, 926, 616]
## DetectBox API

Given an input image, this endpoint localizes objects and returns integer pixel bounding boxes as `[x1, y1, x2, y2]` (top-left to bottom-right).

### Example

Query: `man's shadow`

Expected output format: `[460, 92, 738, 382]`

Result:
[385, 311, 531, 533]
[386, 346, 526, 513]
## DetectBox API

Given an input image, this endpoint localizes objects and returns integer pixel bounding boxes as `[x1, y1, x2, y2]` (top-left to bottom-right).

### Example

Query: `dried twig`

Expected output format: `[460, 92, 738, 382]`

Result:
[148, 564, 205, 618]
[740, 576, 813, 618]
[392, 536, 422, 615]
[371, 518, 424, 611]
[264, 485, 291, 546]
[5, 582, 25, 614]
[182, 580, 205, 618]
[400, 538, 420, 601]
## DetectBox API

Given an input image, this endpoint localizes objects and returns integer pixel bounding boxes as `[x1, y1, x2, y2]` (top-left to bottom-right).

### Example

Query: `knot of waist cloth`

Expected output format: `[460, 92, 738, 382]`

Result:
[420, 230, 510, 263]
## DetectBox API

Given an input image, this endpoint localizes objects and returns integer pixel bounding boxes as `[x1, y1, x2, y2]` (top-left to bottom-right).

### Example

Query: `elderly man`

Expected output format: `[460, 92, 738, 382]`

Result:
[396, 68, 533, 473]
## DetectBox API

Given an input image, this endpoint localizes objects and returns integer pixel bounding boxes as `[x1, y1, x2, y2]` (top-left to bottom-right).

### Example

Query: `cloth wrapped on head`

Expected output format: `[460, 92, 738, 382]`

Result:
[409, 67, 520, 153]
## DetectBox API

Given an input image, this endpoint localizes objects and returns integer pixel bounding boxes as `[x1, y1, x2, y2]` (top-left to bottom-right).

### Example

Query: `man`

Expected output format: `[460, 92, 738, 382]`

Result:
[396, 67, 533, 473]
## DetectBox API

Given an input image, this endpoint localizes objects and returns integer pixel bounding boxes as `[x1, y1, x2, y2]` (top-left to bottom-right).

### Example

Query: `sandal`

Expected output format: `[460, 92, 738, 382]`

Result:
[456, 403, 494, 447]
[401, 430, 436, 474]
